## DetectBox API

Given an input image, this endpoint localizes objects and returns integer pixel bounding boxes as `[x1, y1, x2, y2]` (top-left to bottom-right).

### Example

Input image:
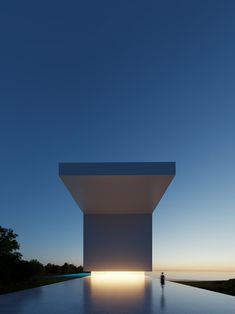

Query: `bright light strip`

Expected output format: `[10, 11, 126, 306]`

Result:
[91, 271, 145, 284]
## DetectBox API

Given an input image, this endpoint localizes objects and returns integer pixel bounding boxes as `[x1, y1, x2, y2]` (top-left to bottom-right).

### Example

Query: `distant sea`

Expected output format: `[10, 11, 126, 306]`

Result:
[149, 271, 235, 281]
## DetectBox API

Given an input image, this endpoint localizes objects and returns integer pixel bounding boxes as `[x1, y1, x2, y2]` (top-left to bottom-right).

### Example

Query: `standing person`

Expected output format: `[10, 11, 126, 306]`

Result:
[160, 272, 165, 288]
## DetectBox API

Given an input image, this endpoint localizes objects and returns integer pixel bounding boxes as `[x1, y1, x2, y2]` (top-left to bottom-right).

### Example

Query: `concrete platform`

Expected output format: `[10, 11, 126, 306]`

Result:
[1, 274, 235, 314]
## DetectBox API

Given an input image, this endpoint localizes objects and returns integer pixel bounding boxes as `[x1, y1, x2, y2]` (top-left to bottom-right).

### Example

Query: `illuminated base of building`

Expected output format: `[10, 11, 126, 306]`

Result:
[91, 271, 145, 283]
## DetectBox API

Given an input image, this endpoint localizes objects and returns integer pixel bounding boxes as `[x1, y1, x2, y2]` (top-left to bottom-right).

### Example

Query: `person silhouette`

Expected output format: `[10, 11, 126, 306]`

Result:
[160, 272, 165, 288]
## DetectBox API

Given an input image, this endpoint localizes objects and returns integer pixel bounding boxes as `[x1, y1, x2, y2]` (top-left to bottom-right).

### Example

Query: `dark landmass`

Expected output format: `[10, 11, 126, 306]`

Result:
[0, 226, 86, 295]
[0, 274, 85, 295]
[172, 278, 235, 297]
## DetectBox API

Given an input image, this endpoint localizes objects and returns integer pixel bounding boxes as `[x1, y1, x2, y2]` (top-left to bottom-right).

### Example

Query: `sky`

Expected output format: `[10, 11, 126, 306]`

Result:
[0, 0, 235, 271]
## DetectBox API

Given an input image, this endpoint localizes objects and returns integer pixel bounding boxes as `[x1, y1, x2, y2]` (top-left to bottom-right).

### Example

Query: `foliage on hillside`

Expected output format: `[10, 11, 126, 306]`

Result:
[0, 226, 83, 285]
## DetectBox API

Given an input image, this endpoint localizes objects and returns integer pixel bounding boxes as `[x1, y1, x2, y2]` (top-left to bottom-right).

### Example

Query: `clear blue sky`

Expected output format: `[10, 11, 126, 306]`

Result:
[0, 0, 235, 270]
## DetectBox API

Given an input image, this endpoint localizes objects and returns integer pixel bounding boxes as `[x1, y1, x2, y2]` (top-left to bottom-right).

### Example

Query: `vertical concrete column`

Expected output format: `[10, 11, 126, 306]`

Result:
[84, 214, 152, 271]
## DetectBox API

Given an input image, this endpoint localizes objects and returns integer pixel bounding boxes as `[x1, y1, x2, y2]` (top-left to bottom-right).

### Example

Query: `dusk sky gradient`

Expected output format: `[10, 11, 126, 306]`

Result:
[0, 0, 235, 270]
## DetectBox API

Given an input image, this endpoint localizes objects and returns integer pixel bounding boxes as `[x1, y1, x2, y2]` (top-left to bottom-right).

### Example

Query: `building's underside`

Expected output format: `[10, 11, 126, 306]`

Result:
[59, 162, 175, 271]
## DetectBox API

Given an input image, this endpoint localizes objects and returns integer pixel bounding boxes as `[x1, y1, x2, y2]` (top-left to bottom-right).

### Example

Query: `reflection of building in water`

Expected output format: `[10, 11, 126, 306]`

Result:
[82, 272, 152, 313]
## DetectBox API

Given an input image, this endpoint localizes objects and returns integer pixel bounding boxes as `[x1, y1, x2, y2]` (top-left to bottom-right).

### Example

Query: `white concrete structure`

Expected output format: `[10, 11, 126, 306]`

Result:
[59, 162, 175, 271]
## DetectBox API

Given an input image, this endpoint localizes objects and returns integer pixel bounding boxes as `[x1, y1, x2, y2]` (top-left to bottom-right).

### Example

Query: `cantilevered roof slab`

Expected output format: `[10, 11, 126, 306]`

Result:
[59, 162, 175, 214]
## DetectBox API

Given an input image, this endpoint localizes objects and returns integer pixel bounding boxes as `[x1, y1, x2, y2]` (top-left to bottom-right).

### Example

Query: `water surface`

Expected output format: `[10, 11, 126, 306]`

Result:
[1, 273, 235, 313]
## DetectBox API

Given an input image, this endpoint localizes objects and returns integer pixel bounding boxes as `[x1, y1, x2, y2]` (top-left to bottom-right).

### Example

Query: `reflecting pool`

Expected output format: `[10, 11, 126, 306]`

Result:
[1, 273, 235, 313]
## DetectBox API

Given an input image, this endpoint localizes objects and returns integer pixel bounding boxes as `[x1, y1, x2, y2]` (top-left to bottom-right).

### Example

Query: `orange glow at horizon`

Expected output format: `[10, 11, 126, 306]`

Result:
[154, 263, 235, 272]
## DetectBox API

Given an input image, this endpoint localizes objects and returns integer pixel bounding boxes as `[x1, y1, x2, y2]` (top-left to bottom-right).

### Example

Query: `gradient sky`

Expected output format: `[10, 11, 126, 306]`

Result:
[0, 0, 235, 270]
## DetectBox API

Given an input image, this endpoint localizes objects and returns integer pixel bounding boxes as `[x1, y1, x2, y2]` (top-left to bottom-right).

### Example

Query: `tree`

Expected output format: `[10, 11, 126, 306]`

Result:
[0, 226, 23, 281]
[28, 259, 44, 277]
[0, 226, 22, 259]
[14, 259, 44, 280]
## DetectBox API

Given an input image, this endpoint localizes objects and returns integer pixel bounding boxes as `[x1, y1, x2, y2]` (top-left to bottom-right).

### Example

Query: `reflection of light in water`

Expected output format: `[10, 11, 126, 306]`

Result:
[91, 271, 145, 294]
[89, 272, 146, 311]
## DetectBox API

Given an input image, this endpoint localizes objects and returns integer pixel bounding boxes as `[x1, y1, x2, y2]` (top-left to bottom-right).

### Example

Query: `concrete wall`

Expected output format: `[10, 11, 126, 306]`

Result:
[84, 214, 152, 271]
